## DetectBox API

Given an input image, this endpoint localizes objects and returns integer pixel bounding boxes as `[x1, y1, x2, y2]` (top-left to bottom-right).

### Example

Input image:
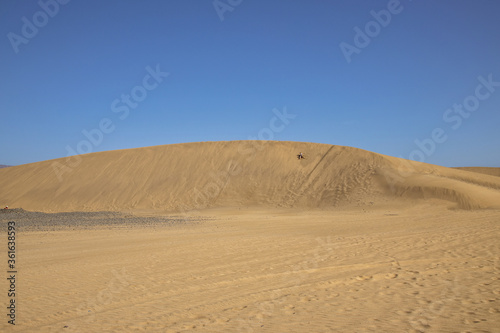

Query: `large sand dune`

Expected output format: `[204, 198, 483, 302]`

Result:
[1, 142, 499, 332]
[1, 141, 500, 212]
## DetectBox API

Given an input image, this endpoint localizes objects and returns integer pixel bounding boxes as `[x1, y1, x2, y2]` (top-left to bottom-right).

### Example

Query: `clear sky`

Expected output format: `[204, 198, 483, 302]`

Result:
[1, 0, 499, 167]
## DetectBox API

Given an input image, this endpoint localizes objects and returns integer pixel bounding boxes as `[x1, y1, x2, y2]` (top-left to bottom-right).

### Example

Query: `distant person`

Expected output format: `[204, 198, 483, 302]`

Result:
[297, 152, 304, 160]
[4, 206, 8, 209]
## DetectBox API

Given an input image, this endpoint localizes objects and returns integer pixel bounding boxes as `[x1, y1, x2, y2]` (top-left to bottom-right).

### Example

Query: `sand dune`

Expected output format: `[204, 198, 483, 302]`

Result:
[454, 167, 500, 178]
[1, 141, 500, 212]
[1, 141, 499, 332]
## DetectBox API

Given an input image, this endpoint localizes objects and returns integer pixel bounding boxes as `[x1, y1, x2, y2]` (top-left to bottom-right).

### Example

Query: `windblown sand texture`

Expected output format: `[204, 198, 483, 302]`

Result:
[1, 141, 500, 212]
[0, 141, 499, 332]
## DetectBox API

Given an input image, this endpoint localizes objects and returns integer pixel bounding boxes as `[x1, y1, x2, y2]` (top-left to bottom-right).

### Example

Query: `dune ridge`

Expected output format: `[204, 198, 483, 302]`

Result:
[453, 167, 500, 178]
[1, 141, 499, 213]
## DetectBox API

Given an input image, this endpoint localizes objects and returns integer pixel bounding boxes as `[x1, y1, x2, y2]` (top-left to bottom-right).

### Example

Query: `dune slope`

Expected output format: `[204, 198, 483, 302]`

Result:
[453, 167, 500, 178]
[1, 141, 500, 212]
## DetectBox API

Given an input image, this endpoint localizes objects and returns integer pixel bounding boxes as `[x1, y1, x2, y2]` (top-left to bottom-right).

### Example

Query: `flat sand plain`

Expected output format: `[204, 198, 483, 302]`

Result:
[1, 205, 499, 332]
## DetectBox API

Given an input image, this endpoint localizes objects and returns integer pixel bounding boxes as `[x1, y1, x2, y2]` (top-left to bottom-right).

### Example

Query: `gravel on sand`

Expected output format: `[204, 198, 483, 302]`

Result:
[0, 208, 202, 232]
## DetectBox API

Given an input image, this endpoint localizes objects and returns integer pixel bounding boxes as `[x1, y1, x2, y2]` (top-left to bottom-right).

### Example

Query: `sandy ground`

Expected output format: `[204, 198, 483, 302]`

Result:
[1, 142, 499, 331]
[1, 204, 499, 332]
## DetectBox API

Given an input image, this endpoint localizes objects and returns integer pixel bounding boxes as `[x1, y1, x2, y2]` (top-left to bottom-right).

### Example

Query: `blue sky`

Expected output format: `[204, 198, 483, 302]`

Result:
[1, 0, 499, 167]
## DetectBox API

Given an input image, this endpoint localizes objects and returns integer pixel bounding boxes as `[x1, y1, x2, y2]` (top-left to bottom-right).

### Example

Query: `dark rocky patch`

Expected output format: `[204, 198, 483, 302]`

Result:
[0, 208, 204, 232]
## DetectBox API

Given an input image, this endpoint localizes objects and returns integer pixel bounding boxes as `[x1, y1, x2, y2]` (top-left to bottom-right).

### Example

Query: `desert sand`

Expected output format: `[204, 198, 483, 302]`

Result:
[1, 141, 500, 212]
[0, 141, 499, 332]
[454, 167, 500, 178]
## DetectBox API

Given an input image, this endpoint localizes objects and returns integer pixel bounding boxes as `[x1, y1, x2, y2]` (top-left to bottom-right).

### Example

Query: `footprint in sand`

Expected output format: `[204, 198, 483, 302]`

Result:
[355, 275, 373, 281]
